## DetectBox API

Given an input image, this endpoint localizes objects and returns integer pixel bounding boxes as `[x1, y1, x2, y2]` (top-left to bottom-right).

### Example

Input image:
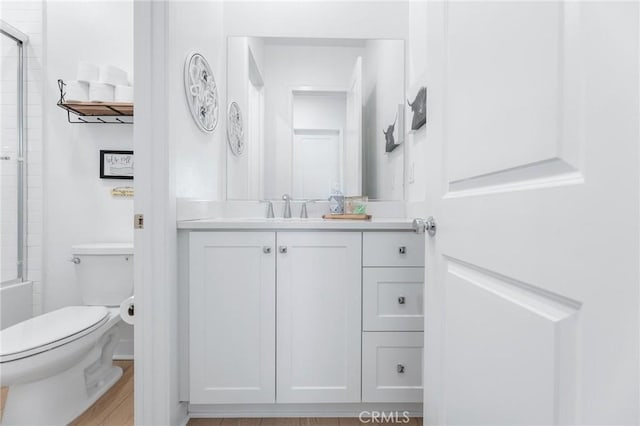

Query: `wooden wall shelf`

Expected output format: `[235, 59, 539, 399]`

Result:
[57, 79, 133, 124]
[57, 101, 133, 123]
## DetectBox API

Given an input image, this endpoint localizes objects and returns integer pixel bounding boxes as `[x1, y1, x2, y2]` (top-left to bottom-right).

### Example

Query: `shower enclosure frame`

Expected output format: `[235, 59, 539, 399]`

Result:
[1, 20, 29, 283]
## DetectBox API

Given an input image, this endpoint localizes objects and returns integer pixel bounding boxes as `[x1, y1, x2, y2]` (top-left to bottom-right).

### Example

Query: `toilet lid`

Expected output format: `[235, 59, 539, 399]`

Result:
[0, 306, 109, 359]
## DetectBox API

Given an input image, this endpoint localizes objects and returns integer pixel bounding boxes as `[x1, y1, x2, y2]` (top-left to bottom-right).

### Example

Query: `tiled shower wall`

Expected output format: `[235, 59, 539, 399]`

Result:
[1, 1, 44, 315]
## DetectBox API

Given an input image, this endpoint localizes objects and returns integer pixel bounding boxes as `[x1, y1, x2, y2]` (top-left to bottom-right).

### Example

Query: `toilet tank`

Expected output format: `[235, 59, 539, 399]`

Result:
[71, 243, 134, 306]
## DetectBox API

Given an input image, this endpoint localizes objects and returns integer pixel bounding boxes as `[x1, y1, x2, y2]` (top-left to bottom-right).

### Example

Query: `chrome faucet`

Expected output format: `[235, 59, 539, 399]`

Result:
[260, 200, 275, 218]
[282, 194, 292, 218]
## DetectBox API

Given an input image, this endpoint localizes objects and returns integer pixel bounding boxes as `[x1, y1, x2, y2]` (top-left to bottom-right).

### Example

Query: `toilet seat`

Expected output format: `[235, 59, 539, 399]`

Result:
[0, 306, 110, 363]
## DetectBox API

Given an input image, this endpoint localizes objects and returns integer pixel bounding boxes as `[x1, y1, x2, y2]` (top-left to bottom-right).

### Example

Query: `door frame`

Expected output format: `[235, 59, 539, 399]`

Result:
[134, 2, 187, 424]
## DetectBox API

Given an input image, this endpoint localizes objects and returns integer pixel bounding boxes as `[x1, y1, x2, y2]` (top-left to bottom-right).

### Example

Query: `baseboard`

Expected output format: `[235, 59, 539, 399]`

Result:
[113, 338, 134, 360]
[175, 402, 190, 426]
[188, 403, 422, 418]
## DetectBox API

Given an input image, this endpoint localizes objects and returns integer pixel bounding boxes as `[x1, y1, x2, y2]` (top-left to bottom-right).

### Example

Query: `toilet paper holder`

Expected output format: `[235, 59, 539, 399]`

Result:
[120, 296, 136, 325]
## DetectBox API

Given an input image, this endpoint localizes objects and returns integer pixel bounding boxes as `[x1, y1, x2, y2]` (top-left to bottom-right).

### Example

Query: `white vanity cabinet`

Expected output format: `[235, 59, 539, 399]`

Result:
[188, 230, 361, 405]
[361, 232, 425, 403]
[184, 226, 425, 411]
[189, 232, 276, 404]
[276, 232, 362, 403]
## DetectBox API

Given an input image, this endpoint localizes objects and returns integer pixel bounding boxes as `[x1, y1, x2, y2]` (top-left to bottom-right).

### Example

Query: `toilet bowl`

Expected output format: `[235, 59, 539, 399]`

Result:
[0, 243, 133, 425]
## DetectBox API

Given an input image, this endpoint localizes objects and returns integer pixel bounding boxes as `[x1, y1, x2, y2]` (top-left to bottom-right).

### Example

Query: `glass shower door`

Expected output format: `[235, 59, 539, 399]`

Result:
[1, 26, 25, 283]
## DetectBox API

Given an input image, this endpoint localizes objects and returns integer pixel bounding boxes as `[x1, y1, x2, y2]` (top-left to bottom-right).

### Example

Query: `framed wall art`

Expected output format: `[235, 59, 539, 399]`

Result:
[100, 150, 134, 179]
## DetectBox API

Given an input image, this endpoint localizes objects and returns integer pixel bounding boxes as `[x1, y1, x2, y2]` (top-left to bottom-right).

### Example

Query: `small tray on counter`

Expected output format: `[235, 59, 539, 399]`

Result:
[322, 214, 372, 220]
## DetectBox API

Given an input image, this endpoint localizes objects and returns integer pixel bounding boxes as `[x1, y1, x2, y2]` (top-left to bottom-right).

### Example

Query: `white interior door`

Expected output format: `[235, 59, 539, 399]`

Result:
[423, 2, 639, 425]
[292, 129, 342, 199]
[344, 57, 362, 196]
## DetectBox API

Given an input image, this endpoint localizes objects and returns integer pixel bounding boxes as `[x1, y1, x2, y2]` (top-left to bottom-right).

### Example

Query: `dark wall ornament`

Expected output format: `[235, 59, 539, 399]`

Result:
[383, 120, 399, 153]
[383, 104, 405, 153]
[407, 86, 427, 130]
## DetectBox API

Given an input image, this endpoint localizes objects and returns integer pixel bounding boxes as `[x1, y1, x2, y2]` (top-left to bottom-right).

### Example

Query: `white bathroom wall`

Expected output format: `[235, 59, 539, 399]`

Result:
[226, 36, 267, 200]
[292, 94, 346, 130]
[166, 1, 225, 422]
[405, 1, 428, 203]
[170, 1, 225, 201]
[362, 39, 405, 200]
[42, 1, 134, 312]
[1, 1, 44, 315]
[226, 37, 251, 199]
[223, 1, 409, 40]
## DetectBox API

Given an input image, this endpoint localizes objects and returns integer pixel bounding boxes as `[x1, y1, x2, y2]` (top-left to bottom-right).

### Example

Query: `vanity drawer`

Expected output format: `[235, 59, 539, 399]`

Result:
[363, 232, 425, 267]
[362, 332, 423, 403]
[363, 268, 424, 331]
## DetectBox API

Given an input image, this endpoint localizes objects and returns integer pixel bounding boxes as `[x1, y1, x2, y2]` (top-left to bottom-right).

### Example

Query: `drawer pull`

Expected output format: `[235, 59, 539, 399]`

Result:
[279, 246, 288, 254]
[398, 296, 406, 305]
[398, 246, 406, 254]
[263, 246, 272, 254]
[397, 364, 405, 374]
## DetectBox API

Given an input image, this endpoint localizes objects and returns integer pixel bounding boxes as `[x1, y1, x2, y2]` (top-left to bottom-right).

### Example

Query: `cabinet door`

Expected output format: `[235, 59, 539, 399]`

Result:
[363, 268, 425, 331]
[362, 332, 424, 403]
[276, 232, 362, 403]
[189, 232, 276, 404]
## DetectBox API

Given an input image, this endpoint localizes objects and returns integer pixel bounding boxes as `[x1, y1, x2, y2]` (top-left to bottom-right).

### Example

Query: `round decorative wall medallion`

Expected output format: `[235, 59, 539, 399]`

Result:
[184, 52, 219, 133]
[227, 101, 244, 156]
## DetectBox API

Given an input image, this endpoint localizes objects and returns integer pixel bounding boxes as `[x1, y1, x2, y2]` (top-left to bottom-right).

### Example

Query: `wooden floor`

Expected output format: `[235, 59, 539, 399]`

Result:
[0, 360, 134, 426]
[0, 387, 7, 421]
[71, 360, 135, 426]
[2, 360, 422, 425]
[188, 418, 423, 426]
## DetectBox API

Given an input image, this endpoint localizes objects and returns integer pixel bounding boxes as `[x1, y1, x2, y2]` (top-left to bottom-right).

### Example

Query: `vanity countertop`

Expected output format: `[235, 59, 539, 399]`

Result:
[177, 217, 416, 231]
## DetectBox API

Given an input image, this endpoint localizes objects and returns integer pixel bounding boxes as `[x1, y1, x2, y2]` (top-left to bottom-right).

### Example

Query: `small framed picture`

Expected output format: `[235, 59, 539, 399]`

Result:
[100, 150, 134, 179]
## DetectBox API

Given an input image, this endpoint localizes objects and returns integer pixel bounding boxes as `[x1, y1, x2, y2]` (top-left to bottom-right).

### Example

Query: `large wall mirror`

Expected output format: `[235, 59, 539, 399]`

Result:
[226, 36, 405, 201]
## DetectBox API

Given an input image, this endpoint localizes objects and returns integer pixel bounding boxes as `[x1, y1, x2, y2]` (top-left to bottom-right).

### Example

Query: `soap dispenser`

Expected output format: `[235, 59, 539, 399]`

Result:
[328, 185, 344, 214]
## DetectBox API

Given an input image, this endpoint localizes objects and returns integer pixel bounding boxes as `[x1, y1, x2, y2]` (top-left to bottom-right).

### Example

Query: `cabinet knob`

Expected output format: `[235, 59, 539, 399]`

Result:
[397, 364, 405, 374]
[263, 246, 272, 254]
[398, 296, 406, 305]
[398, 246, 406, 255]
[279, 246, 288, 254]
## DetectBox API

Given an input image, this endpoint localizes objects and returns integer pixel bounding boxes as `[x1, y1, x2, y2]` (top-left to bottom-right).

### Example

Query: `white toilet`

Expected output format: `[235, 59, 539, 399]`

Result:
[0, 243, 133, 426]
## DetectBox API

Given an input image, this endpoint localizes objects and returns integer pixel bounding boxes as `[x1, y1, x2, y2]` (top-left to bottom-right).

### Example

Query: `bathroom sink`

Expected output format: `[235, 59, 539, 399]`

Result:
[192, 217, 328, 223]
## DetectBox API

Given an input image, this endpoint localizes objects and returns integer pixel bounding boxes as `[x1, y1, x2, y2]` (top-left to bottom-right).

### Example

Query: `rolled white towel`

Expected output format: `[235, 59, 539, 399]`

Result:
[77, 61, 99, 83]
[99, 64, 128, 86]
[89, 81, 115, 102]
[64, 80, 89, 102]
[114, 85, 133, 103]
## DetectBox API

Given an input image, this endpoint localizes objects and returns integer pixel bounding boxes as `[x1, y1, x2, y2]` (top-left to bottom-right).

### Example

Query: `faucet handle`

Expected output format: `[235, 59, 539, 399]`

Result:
[282, 194, 292, 218]
[259, 200, 275, 218]
[300, 201, 308, 218]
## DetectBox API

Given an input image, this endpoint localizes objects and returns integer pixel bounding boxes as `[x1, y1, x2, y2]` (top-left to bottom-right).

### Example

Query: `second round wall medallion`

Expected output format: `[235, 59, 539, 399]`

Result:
[184, 52, 219, 133]
[227, 101, 244, 156]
